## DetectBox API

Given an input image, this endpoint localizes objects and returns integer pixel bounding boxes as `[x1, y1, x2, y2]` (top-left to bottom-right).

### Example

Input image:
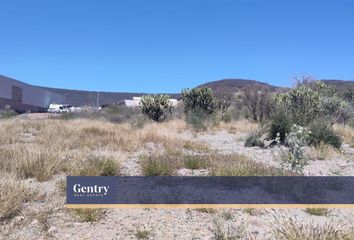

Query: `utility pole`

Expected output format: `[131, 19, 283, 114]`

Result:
[96, 92, 100, 108]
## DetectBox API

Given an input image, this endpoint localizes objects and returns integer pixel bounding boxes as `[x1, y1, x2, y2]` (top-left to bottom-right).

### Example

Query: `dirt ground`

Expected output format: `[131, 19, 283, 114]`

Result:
[1, 117, 354, 239]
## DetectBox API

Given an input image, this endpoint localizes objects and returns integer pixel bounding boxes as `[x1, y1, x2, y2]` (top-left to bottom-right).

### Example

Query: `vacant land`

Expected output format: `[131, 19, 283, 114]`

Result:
[1, 116, 354, 239]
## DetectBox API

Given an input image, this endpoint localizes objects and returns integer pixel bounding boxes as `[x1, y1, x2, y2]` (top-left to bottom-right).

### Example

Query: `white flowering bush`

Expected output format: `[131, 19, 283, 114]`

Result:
[278, 125, 311, 171]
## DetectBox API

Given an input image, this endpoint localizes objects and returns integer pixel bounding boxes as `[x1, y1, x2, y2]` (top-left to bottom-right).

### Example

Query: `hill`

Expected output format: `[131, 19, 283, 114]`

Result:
[322, 79, 354, 91]
[2, 75, 354, 109]
[197, 79, 287, 93]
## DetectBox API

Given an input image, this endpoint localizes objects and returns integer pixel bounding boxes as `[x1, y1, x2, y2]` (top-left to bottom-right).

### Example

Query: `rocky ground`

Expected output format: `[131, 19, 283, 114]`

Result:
[1, 126, 354, 240]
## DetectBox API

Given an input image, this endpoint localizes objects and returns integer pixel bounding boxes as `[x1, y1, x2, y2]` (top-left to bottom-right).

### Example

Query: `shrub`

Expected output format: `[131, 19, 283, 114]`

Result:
[185, 107, 219, 130]
[139, 94, 174, 122]
[268, 110, 292, 144]
[308, 123, 342, 149]
[73, 209, 103, 222]
[103, 105, 140, 123]
[275, 79, 350, 128]
[182, 87, 219, 130]
[182, 87, 217, 114]
[183, 155, 207, 170]
[279, 125, 311, 172]
[244, 131, 264, 148]
[0, 107, 17, 119]
[134, 226, 154, 240]
[275, 80, 327, 126]
[305, 208, 329, 216]
[131, 114, 150, 129]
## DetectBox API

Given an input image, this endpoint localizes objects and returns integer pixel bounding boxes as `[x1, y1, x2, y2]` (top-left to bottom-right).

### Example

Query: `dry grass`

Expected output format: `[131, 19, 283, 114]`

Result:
[0, 118, 196, 222]
[0, 118, 193, 179]
[211, 218, 246, 240]
[209, 154, 298, 176]
[305, 208, 329, 216]
[334, 124, 354, 147]
[0, 145, 64, 181]
[183, 155, 209, 170]
[72, 209, 103, 222]
[68, 155, 120, 176]
[134, 226, 154, 240]
[0, 173, 31, 220]
[217, 120, 258, 134]
[272, 217, 354, 240]
[305, 142, 341, 161]
[140, 154, 177, 176]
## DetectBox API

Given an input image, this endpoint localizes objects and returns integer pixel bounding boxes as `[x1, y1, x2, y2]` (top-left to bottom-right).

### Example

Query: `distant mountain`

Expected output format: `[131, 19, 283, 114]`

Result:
[197, 79, 287, 93]
[322, 79, 354, 90]
[2, 74, 354, 109]
[41, 87, 181, 107]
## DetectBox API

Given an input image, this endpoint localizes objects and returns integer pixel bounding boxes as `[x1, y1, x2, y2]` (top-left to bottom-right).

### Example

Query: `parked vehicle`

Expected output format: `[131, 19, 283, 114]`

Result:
[47, 104, 73, 113]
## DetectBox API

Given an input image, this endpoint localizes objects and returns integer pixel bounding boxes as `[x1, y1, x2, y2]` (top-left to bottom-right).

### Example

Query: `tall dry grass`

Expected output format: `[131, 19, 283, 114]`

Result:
[0, 118, 197, 181]
[217, 120, 258, 134]
[272, 217, 354, 240]
[334, 124, 354, 147]
[0, 173, 31, 220]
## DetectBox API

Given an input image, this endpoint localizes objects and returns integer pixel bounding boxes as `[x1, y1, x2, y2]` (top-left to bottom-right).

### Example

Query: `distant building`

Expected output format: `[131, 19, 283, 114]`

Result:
[0, 75, 66, 113]
[124, 96, 179, 108]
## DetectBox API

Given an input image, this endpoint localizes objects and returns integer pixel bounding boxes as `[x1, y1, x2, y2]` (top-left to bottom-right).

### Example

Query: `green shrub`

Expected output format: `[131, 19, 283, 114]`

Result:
[183, 155, 207, 170]
[134, 227, 153, 240]
[103, 105, 140, 123]
[73, 209, 103, 222]
[139, 94, 174, 122]
[275, 80, 350, 128]
[209, 154, 298, 176]
[182, 87, 217, 114]
[140, 155, 174, 176]
[308, 123, 342, 148]
[0, 107, 17, 119]
[268, 110, 292, 144]
[185, 108, 219, 130]
[58, 105, 141, 124]
[182, 87, 220, 130]
[76, 156, 119, 176]
[244, 131, 264, 148]
[130, 114, 150, 129]
[275, 81, 327, 126]
[305, 208, 329, 216]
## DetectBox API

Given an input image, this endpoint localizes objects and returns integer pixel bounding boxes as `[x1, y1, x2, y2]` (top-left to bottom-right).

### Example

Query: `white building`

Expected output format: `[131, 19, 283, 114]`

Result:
[124, 96, 179, 108]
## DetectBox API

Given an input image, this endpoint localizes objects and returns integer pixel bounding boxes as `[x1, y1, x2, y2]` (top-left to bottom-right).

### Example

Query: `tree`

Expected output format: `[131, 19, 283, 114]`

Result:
[139, 94, 174, 122]
[215, 90, 233, 118]
[243, 86, 273, 122]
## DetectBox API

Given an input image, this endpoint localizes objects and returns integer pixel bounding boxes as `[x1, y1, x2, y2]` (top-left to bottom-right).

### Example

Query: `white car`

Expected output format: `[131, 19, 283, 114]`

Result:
[47, 104, 73, 113]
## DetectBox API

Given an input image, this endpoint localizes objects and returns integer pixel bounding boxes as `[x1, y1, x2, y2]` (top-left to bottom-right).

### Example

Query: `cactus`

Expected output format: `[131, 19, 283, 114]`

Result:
[139, 94, 174, 122]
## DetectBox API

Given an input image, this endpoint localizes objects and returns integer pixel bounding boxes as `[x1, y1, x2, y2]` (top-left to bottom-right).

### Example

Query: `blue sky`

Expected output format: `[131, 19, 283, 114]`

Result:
[1, 0, 354, 93]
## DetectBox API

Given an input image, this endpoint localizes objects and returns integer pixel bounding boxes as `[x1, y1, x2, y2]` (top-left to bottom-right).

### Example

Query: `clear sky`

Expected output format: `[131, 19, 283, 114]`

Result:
[1, 0, 354, 93]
